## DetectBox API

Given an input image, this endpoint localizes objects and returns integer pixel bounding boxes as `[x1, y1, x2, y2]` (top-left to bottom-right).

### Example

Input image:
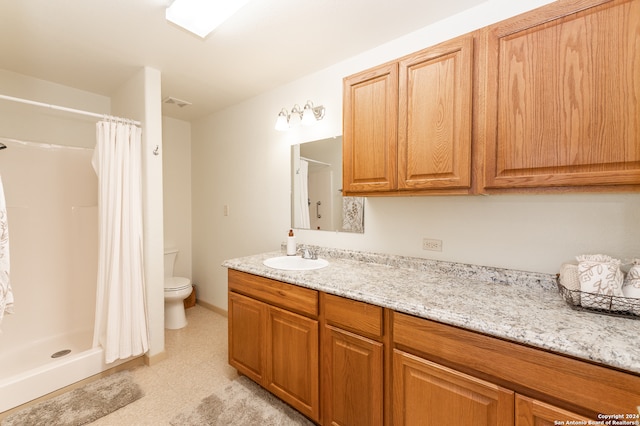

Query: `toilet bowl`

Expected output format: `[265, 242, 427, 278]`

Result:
[164, 248, 192, 329]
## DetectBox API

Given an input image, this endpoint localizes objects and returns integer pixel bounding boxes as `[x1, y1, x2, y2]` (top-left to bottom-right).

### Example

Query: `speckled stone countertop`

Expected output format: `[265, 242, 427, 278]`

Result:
[222, 246, 639, 376]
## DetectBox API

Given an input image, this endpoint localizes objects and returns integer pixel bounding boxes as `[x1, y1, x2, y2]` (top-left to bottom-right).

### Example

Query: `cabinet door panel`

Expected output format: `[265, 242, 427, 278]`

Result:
[267, 305, 320, 422]
[485, 0, 640, 189]
[398, 35, 474, 190]
[393, 349, 514, 426]
[515, 394, 592, 426]
[228, 292, 266, 384]
[323, 325, 384, 426]
[343, 63, 398, 194]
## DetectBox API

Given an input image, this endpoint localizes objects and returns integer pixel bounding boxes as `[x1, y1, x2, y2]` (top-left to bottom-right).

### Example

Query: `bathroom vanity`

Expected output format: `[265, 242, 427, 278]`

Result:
[227, 269, 320, 421]
[225, 0, 640, 422]
[223, 249, 640, 426]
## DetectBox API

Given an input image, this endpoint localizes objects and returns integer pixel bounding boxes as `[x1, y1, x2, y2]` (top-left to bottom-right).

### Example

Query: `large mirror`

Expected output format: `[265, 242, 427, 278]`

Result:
[291, 136, 364, 233]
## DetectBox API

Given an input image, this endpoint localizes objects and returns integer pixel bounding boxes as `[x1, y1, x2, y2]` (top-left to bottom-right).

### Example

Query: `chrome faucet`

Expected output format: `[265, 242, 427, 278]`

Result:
[300, 247, 318, 260]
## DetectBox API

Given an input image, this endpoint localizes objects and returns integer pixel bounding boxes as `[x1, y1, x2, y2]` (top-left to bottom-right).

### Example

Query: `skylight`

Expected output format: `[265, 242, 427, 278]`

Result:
[166, 0, 251, 38]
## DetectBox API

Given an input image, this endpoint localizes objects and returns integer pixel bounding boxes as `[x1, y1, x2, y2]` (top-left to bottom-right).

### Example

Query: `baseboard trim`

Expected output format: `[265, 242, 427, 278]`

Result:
[144, 350, 167, 366]
[196, 300, 228, 317]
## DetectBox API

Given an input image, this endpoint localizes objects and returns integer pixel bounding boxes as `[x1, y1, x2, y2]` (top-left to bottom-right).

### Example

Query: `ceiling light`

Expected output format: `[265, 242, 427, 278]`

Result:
[166, 0, 251, 38]
[275, 101, 325, 131]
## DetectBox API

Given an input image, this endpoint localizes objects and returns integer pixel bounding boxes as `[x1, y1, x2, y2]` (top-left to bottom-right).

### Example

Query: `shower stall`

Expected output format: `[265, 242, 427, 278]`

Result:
[0, 138, 128, 412]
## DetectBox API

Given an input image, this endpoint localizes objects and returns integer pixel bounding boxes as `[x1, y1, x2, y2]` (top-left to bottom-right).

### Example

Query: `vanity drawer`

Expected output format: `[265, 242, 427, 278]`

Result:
[228, 270, 318, 317]
[322, 293, 383, 339]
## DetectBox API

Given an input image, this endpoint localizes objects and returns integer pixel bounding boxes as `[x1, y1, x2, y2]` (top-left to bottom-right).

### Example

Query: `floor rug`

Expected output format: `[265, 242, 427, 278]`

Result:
[170, 376, 314, 426]
[1, 371, 143, 426]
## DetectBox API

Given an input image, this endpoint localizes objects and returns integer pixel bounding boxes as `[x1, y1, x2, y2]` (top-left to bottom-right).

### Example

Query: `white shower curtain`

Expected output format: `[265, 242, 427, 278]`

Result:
[0, 175, 13, 329]
[294, 159, 311, 229]
[92, 119, 149, 363]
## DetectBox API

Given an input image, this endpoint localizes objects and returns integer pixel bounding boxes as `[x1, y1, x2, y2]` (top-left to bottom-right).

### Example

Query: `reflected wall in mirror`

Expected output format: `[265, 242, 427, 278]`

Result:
[291, 136, 364, 233]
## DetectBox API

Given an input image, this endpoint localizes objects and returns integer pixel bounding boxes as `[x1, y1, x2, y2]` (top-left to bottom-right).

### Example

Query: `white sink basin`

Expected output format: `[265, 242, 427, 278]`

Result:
[263, 255, 329, 271]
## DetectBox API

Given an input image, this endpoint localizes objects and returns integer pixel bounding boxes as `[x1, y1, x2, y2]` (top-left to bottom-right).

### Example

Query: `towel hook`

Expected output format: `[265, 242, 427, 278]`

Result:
[153, 145, 160, 156]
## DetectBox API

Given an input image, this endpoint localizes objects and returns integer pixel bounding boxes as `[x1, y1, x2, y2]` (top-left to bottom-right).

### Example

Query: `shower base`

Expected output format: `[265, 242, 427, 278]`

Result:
[0, 329, 130, 413]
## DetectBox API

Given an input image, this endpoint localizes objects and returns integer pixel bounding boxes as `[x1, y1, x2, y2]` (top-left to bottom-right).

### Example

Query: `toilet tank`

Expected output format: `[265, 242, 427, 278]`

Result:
[164, 248, 179, 278]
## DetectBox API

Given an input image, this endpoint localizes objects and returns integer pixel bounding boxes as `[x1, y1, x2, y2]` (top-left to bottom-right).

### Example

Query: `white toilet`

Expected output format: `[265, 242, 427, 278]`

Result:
[164, 248, 192, 329]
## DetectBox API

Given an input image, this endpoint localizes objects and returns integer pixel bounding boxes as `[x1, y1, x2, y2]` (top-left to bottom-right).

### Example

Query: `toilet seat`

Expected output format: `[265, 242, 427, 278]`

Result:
[164, 276, 191, 292]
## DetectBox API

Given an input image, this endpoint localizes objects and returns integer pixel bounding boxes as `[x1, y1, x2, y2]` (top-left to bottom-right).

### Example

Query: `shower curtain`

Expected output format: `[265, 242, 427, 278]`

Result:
[294, 159, 311, 229]
[92, 119, 148, 363]
[0, 175, 13, 328]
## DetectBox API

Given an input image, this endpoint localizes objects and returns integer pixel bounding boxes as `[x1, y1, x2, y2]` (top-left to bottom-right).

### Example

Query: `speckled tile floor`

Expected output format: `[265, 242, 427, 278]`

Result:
[89, 305, 239, 425]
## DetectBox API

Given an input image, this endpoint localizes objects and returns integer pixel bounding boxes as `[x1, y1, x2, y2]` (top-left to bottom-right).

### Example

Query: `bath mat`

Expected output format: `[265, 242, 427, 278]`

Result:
[170, 375, 313, 426]
[1, 370, 143, 426]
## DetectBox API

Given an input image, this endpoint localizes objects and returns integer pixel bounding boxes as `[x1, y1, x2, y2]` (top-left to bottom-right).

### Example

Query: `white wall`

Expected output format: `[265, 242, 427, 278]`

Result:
[191, 0, 640, 311]
[0, 69, 109, 147]
[163, 117, 192, 280]
[192, 95, 289, 307]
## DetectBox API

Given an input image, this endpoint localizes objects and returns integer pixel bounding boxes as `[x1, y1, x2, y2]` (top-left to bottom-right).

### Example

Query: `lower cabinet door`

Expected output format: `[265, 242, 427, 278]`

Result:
[515, 394, 592, 426]
[228, 292, 266, 384]
[266, 305, 320, 423]
[323, 325, 384, 426]
[393, 349, 514, 426]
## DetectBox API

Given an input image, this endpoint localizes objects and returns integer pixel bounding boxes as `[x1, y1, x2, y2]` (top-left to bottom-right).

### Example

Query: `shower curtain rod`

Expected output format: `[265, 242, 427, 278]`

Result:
[300, 156, 331, 167]
[0, 94, 141, 126]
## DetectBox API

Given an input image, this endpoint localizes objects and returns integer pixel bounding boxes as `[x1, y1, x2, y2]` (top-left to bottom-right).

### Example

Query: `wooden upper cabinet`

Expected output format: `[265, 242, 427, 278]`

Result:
[343, 62, 398, 194]
[398, 35, 474, 191]
[343, 33, 476, 196]
[483, 0, 640, 191]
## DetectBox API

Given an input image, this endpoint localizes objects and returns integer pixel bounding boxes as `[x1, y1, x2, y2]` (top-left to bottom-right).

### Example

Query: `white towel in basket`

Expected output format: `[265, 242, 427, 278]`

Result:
[576, 254, 624, 311]
[622, 259, 640, 315]
[559, 262, 580, 305]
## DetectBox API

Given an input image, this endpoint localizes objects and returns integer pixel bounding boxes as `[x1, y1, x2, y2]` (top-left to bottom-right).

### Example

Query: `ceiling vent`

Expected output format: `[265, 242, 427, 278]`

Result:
[163, 96, 192, 108]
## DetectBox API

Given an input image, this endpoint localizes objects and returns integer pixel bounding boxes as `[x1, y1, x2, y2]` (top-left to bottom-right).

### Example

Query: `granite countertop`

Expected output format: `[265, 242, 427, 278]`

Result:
[222, 247, 639, 376]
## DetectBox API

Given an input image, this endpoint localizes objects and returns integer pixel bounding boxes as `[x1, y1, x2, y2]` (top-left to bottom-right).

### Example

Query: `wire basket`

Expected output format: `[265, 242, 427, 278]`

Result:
[556, 278, 639, 319]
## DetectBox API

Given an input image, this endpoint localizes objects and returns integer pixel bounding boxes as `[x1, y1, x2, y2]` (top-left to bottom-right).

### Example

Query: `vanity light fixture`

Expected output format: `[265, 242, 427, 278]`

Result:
[302, 101, 325, 125]
[289, 104, 303, 128]
[275, 108, 289, 131]
[275, 100, 325, 131]
[166, 0, 251, 38]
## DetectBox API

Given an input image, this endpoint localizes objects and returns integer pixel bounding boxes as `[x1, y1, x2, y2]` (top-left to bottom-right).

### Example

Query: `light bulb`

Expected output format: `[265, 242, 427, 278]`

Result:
[289, 105, 302, 128]
[275, 109, 289, 131]
[302, 104, 316, 125]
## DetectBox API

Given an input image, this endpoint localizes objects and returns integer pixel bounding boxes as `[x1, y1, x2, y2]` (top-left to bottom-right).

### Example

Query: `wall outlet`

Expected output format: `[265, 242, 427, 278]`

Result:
[422, 238, 442, 251]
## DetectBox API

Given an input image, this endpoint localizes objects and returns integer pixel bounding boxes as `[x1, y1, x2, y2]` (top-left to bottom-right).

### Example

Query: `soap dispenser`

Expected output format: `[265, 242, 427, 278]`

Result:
[286, 229, 296, 256]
